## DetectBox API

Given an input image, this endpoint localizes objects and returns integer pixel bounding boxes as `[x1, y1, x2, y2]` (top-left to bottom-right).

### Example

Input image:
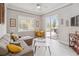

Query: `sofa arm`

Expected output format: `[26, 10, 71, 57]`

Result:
[0, 44, 8, 55]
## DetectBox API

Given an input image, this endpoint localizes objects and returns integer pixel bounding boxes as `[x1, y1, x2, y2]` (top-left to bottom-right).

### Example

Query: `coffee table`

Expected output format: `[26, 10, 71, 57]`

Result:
[33, 38, 51, 56]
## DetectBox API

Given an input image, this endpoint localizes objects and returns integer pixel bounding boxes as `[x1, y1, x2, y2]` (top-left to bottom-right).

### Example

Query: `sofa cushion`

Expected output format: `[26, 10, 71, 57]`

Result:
[0, 44, 8, 55]
[0, 34, 10, 55]
[0, 34, 10, 45]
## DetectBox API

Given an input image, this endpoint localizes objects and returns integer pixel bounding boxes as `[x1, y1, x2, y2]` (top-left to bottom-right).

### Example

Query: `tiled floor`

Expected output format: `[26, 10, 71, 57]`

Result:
[34, 40, 77, 56]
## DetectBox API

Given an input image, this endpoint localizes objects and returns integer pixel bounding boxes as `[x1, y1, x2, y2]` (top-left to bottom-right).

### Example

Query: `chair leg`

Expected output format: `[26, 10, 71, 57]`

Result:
[48, 46, 51, 56]
[33, 46, 36, 55]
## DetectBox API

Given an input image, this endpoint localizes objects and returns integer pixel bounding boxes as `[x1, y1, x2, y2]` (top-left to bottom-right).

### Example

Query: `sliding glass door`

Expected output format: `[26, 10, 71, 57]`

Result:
[45, 15, 59, 39]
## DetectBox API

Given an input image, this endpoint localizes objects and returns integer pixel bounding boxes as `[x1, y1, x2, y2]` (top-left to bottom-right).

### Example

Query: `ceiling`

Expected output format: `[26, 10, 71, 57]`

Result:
[6, 3, 71, 15]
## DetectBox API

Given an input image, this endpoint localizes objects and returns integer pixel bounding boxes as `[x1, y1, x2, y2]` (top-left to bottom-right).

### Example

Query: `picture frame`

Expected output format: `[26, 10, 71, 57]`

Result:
[36, 20, 39, 27]
[71, 15, 79, 26]
[61, 19, 64, 25]
[10, 18, 16, 27]
[76, 15, 79, 26]
[71, 16, 75, 26]
[66, 20, 69, 26]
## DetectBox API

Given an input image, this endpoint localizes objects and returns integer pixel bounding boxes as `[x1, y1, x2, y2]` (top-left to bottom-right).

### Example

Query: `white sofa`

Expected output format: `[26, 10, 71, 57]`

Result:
[0, 34, 33, 56]
[0, 34, 10, 55]
[11, 36, 33, 56]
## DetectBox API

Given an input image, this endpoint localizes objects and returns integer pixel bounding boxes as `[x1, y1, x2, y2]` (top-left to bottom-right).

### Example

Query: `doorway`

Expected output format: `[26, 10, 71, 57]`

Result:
[45, 15, 59, 39]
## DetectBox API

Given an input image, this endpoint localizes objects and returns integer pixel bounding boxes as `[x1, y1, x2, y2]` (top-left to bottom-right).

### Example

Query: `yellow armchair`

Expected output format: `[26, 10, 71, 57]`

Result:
[35, 31, 45, 37]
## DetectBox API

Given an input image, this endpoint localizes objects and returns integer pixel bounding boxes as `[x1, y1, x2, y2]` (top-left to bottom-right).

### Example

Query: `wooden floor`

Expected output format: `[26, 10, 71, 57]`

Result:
[22, 51, 33, 56]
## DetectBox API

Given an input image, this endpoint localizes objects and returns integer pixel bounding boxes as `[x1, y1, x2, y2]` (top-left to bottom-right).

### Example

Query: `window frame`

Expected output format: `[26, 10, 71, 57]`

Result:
[18, 15, 35, 32]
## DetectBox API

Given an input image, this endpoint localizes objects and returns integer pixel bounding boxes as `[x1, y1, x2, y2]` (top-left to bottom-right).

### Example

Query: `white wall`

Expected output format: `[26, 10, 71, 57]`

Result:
[7, 9, 41, 37]
[42, 4, 79, 45]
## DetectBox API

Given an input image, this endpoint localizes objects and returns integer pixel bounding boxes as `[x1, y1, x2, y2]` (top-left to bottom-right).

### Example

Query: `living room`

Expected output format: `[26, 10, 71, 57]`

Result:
[1, 3, 79, 56]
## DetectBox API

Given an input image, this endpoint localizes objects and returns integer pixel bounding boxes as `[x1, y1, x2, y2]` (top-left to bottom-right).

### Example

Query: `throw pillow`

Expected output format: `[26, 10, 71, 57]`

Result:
[7, 44, 23, 54]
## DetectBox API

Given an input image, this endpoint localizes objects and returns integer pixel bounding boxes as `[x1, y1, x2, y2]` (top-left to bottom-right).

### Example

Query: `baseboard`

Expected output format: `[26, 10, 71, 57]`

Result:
[58, 40, 69, 46]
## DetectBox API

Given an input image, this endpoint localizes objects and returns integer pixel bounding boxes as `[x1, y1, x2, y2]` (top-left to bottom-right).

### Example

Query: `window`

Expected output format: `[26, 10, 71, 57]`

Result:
[45, 15, 59, 31]
[50, 16, 59, 29]
[18, 15, 35, 32]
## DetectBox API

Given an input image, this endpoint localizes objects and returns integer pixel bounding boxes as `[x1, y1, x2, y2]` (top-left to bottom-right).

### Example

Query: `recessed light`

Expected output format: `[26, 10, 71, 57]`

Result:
[37, 4, 41, 9]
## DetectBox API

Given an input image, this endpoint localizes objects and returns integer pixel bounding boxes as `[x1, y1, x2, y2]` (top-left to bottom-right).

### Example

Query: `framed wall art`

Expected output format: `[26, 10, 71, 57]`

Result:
[66, 20, 69, 26]
[61, 19, 64, 25]
[76, 15, 79, 26]
[71, 16, 75, 26]
[71, 15, 79, 26]
[10, 18, 16, 27]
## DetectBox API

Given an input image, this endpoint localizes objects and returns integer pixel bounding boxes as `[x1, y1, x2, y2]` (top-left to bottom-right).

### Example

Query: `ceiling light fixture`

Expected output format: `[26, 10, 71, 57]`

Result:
[37, 4, 41, 9]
